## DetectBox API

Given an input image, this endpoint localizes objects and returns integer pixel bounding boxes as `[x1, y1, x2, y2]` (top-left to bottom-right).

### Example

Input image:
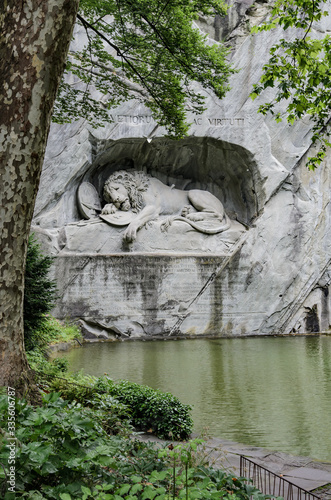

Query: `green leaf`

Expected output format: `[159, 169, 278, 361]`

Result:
[81, 486, 92, 497]
[117, 484, 131, 495]
[41, 461, 58, 474]
[131, 475, 143, 483]
[142, 487, 158, 500]
[59, 494, 72, 500]
[149, 470, 169, 481]
[131, 483, 143, 494]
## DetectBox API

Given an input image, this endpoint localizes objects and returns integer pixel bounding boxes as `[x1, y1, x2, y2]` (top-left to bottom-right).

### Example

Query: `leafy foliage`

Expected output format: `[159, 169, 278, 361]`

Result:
[102, 378, 193, 440]
[25, 317, 82, 361]
[27, 350, 69, 377]
[26, 318, 192, 440]
[0, 392, 157, 499]
[53, 0, 235, 137]
[0, 393, 270, 500]
[23, 236, 57, 351]
[251, 0, 331, 169]
[24, 234, 82, 354]
[40, 372, 193, 441]
[42, 316, 82, 344]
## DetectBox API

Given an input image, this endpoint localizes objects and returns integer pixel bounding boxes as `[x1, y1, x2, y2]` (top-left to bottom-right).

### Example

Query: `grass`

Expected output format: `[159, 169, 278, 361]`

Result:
[25, 315, 82, 375]
[45, 316, 82, 344]
[31, 315, 83, 346]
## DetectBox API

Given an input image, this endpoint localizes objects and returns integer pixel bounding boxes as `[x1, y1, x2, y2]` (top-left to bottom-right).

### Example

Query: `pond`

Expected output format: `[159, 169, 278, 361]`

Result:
[52, 336, 331, 461]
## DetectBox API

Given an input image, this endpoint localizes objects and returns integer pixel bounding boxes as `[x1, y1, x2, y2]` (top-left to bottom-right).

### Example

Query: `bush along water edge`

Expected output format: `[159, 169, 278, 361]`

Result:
[35, 368, 193, 441]
[0, 389, 271, 500]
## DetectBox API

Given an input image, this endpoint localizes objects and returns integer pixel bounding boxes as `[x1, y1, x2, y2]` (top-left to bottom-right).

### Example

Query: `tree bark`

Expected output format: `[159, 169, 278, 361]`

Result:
[0, 0, 79, 392]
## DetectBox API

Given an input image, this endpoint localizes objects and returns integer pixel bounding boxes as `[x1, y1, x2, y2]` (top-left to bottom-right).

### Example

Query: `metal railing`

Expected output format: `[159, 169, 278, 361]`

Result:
[240, 455, 321, 500]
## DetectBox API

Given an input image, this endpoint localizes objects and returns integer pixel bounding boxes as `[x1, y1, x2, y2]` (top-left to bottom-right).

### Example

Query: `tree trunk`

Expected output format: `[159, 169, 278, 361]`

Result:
[0, 0, 79, 393]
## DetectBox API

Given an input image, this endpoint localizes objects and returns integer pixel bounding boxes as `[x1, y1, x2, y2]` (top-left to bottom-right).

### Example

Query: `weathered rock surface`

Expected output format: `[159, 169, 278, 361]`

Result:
[32, 2, 331, 339]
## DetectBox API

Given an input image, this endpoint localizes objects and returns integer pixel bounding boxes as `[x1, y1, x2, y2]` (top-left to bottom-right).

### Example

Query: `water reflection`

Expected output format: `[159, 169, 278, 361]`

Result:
[52, 336, 331, 461]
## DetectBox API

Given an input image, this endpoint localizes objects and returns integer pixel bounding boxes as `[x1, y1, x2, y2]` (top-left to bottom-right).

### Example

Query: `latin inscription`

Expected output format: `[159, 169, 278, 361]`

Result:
[207, 117, 245, 127]
[193, 117, 245, 127]
[111, 114, 245, 127]
[115, 114, 154, 124]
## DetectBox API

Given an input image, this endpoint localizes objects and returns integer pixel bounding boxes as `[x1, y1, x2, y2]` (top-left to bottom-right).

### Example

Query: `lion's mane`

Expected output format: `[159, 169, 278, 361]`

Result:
[103, 170, 149, 213]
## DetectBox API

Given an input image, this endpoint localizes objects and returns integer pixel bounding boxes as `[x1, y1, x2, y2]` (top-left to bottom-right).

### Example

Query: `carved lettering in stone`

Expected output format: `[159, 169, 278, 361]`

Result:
[207, 117, 245, 126]
[193, 118, 203, 125]
[113, 115, 245, 127]
[116, 114, 154, 124]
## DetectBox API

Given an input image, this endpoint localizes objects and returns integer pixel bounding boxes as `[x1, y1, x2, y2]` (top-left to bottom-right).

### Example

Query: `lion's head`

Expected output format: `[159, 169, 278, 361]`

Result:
[103, 170, 150, 213]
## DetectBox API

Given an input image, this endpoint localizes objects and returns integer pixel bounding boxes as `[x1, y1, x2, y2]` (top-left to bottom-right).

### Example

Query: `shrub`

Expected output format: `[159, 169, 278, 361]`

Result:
[0, 393, 166, 499]
[97, 378, 193, 440]
[34, 373, 133, 437]
[0, 392, 134, 498]
[0, 393, 269, 500]
[26, 350, 70, 379]
[38, 372, 193, 440]
[40, 316, 82, 345]
[24, 235, 57, 351]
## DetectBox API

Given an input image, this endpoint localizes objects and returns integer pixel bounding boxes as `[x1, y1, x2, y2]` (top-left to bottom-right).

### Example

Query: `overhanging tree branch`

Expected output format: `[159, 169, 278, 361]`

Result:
[76, 12, 170, 113]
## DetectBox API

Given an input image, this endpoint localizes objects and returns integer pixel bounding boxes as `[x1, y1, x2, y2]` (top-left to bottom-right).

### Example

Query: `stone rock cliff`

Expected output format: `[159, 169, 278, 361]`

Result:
[33, 1, 331, 339]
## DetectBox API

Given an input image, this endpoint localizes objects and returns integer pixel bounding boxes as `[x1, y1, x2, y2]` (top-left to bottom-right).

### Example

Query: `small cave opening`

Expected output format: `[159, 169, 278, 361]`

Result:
[304, 304, 320, 333]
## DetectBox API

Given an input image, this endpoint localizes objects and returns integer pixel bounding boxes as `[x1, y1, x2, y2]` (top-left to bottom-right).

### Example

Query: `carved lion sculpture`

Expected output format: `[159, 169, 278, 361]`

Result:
[101, 170, 231, 242]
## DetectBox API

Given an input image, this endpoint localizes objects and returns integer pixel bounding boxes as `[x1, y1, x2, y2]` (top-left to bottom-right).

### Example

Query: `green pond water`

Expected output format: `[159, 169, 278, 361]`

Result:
[52, 336, 331, 461]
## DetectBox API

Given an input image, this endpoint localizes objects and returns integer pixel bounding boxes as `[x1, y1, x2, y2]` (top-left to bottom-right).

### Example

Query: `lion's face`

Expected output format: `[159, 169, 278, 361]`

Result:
[104, 182, 131, 211]
[103, 170, 150, 213]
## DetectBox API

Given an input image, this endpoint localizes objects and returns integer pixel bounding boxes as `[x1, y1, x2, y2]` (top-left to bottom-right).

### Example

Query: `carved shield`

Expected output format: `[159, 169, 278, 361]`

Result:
[100, 212, 135, 226]
[77, 182, 102, 219]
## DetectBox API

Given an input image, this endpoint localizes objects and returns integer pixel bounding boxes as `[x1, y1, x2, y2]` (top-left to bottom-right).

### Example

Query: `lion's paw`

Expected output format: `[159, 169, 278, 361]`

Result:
[181, 205, 192, 217]
[123, 224, 137, 243]
[161, 217, 174, 232]
[185, 212, 204, 222]
[101, 203, 116, 215]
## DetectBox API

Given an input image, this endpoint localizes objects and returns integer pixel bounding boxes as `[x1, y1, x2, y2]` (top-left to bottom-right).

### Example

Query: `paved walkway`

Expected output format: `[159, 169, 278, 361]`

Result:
[203, 437, 331, 499]
[138, 434, 331, 499]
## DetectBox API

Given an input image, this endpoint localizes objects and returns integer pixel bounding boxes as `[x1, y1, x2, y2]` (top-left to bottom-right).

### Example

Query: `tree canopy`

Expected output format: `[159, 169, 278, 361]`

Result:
[251, 0, 331, 170]
[53, 0, 235, 137]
